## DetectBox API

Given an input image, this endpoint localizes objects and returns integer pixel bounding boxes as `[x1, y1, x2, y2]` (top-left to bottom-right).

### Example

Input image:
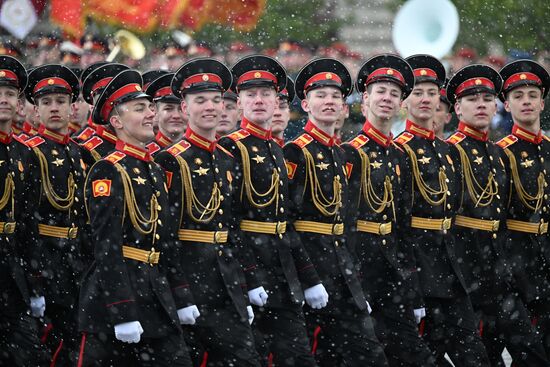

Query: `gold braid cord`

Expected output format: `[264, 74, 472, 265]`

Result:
[455, 144, 498, 207]
[0, 173, 14, 218]
[33, 147, 75, 211]
[303, 148, 342, 217]
[236, 141, 279, 210]
[358, 149, 395, 220]
[504, 149, 544, 212]
[176, 156, 221, 223]
[402, 143, 448, 206]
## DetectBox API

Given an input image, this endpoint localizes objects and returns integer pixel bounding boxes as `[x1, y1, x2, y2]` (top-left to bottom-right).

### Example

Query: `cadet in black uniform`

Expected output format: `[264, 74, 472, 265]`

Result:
[496, 59, 550, 358]
[395, 54, 490, 366]
[23, 64, 87, 366]
[77, 69, 193, 366]
[446, 63, 548, 366]
[343, 54, 435, 366]
[0, 55, 49, 366]
[284, 58, 388, 366]
[219, 55, 326, 367]
[155, 58, 261, 366]
[272, 77, 294, 148]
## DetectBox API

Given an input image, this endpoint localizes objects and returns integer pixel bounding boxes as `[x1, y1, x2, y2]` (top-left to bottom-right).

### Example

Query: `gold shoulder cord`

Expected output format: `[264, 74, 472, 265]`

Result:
[235, 140, 280, 211]
[455, 144, 498, 207]
[401, 143, 448, 206]
[176, 155, 221, 224]
[503, 148, 544, 212]
[358, 149, 396, 220]
[0, 173, 14, 219]
[33, 147, 75, 211]
[90, 149, 101, 162]
[302, 147, 341, 216]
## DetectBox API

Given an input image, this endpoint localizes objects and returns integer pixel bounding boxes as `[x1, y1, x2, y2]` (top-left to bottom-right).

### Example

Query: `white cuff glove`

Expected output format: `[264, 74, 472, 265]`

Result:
[30, 296, 46, 318]
[247, 305, 254, 325]
[114, 321, 143, 343]
[414, 307, 426, 324]
[367, 301, 373, 314]
[177, 305, 201, 325]
[304, 284, 329, 309]
[248, 286, 269, 307]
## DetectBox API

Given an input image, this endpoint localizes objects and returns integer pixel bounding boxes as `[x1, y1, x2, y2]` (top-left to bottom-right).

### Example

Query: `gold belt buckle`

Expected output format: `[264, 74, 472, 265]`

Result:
[442, 218, 452, 230]
[3, 222, 15, 234]
[276, 222, 284, 235]
[379, 222, 391, 235]
[147, 247, 156, 266]
[214, 231, 222, 244]
[68, 227, 78, 239]
[539, 221, 547, 235]
[492, 220, 500, 232]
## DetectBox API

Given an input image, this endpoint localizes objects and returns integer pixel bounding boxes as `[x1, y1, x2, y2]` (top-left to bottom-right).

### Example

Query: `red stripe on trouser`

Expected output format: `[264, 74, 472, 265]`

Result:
[50, 339, 63, 367]
[268, 352, 274, 367]
[311, 326, 322, 355]
[41, 323, 54, 343]
[77, 333, 87, 367]
[478, 319, 484, 337]
[532, 316, 538, 326]
[200, 351, 208, 367]
[418, 319, 425, 337]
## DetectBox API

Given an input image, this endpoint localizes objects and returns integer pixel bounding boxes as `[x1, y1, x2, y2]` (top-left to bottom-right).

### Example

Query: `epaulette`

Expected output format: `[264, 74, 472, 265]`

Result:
[394, 132, 414, 146]
[146, 142, 161, 155]
[25, 136, 45, 148]
[446, 132, 466, 145]
[104, 151, 126, 165]
[14, 134, 29, 144]
[227, 129, 250, 142]
[166, 140, 191, 157]
[216, 144, 234, 158]
[291, 133, 314, 149]
[81, 136, 104, 151]
[496, 135, 518, 149]
[68, 122, 80, 133]
[347, 135, 369, 150]
[74, 126, 95, 142]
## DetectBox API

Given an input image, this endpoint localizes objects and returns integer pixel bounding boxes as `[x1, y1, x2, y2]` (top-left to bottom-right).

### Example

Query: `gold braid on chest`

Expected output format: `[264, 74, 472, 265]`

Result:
[402, 143, 448, 206]
[114, 163, 159, 240]
[236, 141, 280, 210]
[358, 149, 395, 218]
[504, 148, 544, 212]
[455, 144, 498, 207]
[0, 173, 14, 218]
[303, 147, 342, 216]
[176, 156, 221, 224]
[33, 147, 75, 211]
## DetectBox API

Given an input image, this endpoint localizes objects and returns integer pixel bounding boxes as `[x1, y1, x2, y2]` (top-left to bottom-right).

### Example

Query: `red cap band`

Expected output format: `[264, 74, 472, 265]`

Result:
[503, 72, 542, 90]
[33, 77, 72, 95]
[91, 77, 112, 96]
[101, 83, 143, 121]
[304, 72, 342, 91]
[182, 73, 222, 90]
[0, 69, 18, 84]
[237, 70, 277, 86]
[413, 68, 437, 79]
[366, 68, 405, 86]
[455, 77, 495, 97]
[155, 86, 173, 98]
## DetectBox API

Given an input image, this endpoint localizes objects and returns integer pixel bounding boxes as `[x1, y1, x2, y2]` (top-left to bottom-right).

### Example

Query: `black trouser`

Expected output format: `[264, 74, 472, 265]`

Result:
[371, 304, 435, 367]
[41, 302, 79, 367]
[422, 295, 490, 367]
[183, 306, 260, 367]
[76, 331, 191, 366]
[252, 304, 317, 367]
[305, 304, 388, 367]
[528, 300, 550, 361]
[477, 293, 548, 367]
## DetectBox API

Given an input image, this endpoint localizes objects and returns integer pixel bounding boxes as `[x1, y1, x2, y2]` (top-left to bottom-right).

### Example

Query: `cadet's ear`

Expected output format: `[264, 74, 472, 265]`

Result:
[301, 97, 310, 113]
[109, 113, 123, 130]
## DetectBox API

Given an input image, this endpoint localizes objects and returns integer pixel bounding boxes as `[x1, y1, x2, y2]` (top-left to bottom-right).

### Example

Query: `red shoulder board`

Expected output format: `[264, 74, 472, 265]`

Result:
[216, 144, 234, 158]
[394, 132, 414, 146]
[496, 135, 518, 149]
[25, 136, 45, 148]
[291, 133, 314, 148]
[74, 127, 95, 142]
[348, 135, 369, 150]
[82, 136, 104, 151]
[446, 132, 466, 145]
[146, 142, 161, 155]
[167, 140, 191, 157]
[13, 134, 28, 145]
[227, 129, 250, 142]
[105, 151, 126, 165]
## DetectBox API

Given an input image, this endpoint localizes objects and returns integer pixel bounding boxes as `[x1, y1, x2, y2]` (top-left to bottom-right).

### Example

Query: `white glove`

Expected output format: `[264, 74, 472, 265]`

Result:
[177, 305, 201, 325]
[247, 305, 254, 325]
[367, 301, 373, 314]
[304, 284, 329, 309]
[248, 286, 269, 307]
[30, 296, 46, 318]
[114, 321, 144, 343]
[414, 307, 426, 324]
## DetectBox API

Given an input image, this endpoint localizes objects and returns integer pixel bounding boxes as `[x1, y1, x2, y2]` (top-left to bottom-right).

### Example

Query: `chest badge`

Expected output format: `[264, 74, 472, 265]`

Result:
[370, 161, 382, 169]
[316, 161, 329, 170]
[418, 156, 431, 165]
[52, 158, 64, 167]
[252, 154, 265, 164]
[473, 156, 483, 165]
[521, 159, 534, 168]
[132, 176, 146, 185]
[193, 166, 210, 176]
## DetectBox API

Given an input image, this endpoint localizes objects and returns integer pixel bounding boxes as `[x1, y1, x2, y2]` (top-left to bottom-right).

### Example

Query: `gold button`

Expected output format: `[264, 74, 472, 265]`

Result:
[218, 250, 223, 256]
[215, 168, 219, 173]
[157, 205, 162, 211]
[158, 219, 163, 225]
[155, 234, 160, 240]
[218, 209, 224, 215]
[496, 195, 501, 199]
[497, 208, 501, 213]
[544, 207, 548, 212]
[218, 223, 223, 228]
[382, 239, 386, 245]
[446, 191, 451, 195]
[447, 204, 451, 209]
[335, 241, 339, 247]
[545, 194, 549, 200]
[542, 158, 545, 163]
[492, 233, 497, 239]
[280, 207, 284, 213]
[382, 214, 387, 220]
[75, 197, 79, 202]
[220, 196, 224, 201]
[278, 234, 283, 239]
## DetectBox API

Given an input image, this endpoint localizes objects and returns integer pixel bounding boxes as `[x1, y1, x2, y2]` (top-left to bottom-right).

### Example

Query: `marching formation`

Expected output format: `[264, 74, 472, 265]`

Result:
[0, 51, 549, 367]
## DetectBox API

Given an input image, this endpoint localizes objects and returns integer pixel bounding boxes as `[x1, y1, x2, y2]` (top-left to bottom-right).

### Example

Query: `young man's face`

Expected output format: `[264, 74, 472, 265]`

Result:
[455, 93, 496, 130]
[217, 98, 240, 135]
[0, 86, 20, 123]
[301, 86, 343, 125]
[110, 98, 155, 145]
[404, 82, 439, 123]
[271, 98, 290, 135]
[71, 96, 89, 125]
[237, 87, 277, 125]
[433, 102, 451, 135]
[362, 82, 402, 122]
[24, 99, 39, 126]
[157, 101, 186, 137]
[504, 85, 545, 127]
[183, 91, 223, 133]
[34, 93, 73, 132]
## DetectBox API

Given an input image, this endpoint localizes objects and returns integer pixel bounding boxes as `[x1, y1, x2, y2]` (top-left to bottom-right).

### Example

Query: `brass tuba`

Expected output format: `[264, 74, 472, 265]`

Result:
[106, 29, 146, 62]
